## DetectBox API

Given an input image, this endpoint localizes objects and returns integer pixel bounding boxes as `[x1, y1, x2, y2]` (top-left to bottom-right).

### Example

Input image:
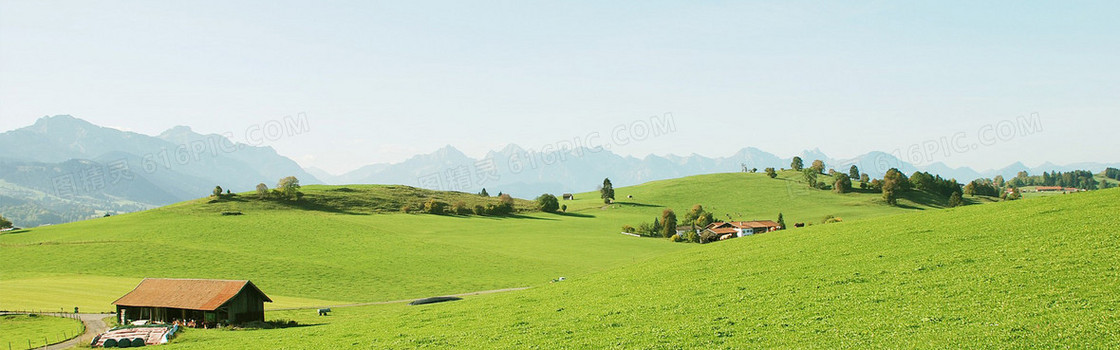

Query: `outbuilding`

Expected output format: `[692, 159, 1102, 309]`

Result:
[113, 278, 272, 326]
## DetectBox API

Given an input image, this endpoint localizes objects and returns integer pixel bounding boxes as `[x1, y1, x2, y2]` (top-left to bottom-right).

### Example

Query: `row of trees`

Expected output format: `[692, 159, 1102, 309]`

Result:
[1006, 170, 1100, 190]
[412, 194, 516, 216]
[209, 176, 304, 201]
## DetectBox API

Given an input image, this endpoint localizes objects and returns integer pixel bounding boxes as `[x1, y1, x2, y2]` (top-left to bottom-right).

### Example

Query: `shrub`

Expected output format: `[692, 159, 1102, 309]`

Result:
[622, 225, 636, 233]
[453, 201, 470, 215]
[423, 199, 447, 214]
[472, 205, 486, 216]
[535, 194, 560, 213]
[670, 234, 684, 242]
[686, 230, 701, 243]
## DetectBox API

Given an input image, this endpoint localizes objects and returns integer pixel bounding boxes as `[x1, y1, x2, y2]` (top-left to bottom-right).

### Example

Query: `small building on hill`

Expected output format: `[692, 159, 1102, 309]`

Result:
[703, 220, 782, 240]
[562, 193, 575, 200]
[113, 278, 272, 326]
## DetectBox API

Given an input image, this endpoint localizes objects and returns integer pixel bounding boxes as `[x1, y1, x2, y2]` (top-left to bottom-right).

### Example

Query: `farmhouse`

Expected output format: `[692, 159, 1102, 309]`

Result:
[703, 221, 782, 240]
[113, 278, 272, 326]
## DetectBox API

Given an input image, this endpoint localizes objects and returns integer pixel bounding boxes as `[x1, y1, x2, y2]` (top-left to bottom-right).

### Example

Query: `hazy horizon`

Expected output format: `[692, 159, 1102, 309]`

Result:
[3, 2, 1118, 173]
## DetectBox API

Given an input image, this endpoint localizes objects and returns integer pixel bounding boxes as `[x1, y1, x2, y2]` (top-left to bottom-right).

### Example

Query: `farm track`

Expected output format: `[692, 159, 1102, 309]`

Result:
[269, 287, 532, 311]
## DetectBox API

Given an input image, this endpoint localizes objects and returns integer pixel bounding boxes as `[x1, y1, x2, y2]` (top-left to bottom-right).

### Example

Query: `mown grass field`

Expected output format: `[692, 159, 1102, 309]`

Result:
[162, 188, 1120, 349]
[0, 172, 936, 313]
[0, 314, 84, 350]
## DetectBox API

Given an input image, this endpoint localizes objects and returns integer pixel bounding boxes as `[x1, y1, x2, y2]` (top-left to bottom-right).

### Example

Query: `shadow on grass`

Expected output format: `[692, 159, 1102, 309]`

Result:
[554, 212, 595, 218]
[609, 202, 663, 208]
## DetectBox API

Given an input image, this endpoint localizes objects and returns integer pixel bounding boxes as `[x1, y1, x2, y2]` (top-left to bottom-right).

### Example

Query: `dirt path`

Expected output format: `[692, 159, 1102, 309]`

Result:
[269, 286, 531, 311]
[3, 312, 112, 350]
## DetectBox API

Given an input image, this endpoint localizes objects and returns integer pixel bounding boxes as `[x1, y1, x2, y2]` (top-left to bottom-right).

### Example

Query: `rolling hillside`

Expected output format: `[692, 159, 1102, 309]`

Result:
[0, 172, 937, 313]
[166, 188, 1120, 349]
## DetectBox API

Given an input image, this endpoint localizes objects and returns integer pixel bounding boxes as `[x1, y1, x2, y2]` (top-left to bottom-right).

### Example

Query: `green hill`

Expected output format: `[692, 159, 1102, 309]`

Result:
[1, 173, 958, 313]
[165, 188, 1120, 349]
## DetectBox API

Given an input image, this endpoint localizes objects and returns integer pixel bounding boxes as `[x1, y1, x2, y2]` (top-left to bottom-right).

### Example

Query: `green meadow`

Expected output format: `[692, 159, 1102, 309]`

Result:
[0, 314, 84, 349]
[162, 188, 1120, 349]
[4, 171, 1068, 348]
[0, 172, 935, 311]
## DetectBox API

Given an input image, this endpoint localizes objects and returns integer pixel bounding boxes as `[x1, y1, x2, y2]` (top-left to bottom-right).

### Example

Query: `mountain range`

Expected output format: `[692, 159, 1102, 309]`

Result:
[2, 115, 1116, 227]
[319, 146, 1119, 197]
[0, 115, 320, 227]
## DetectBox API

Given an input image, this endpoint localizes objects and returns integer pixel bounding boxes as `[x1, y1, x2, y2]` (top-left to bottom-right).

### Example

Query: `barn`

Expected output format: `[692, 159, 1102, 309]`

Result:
[113, 278, 272, 326]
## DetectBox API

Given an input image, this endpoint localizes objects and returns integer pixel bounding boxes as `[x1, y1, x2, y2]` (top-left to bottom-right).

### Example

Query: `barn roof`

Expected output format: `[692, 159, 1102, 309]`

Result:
[113, 278, 272, 311]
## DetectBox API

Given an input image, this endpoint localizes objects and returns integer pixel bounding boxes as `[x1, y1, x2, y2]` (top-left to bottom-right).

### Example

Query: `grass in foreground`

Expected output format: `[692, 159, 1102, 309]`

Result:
[163, 188, 1120, 348]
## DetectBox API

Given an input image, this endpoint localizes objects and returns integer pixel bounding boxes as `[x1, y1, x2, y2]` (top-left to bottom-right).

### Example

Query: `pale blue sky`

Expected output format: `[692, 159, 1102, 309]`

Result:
[2, 1, 1117, 173]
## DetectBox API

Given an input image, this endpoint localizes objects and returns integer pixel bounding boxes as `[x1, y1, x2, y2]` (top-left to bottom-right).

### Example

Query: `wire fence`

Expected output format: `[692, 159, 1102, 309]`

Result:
[1, 312, 86, 350]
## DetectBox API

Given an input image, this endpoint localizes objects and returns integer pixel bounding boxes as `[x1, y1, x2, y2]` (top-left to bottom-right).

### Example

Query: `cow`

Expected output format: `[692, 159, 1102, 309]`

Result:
[794, 223, 805, 228]
[318, 308, 331, 316]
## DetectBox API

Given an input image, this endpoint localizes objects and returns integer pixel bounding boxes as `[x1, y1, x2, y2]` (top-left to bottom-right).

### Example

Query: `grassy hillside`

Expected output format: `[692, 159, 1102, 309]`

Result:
[1, 173, 952, 314]
[160, 188, 1119, 349]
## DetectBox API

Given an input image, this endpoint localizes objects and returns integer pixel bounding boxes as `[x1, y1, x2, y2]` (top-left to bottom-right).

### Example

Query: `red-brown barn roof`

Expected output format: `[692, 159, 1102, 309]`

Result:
[113, 278, 272, 311]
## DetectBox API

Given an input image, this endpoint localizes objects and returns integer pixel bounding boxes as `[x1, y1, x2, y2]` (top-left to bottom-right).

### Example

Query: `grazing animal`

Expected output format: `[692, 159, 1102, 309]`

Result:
[318, 308, 331, 316]
[794, 223, 805, 228]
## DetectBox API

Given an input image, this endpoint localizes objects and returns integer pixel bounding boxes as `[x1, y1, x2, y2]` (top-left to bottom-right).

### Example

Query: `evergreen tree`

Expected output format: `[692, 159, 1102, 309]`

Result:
[480, 188, 490, 197]
[777, 213, 785, 230]
[849, 165, 860, 180]
[600, 178, 615, 204]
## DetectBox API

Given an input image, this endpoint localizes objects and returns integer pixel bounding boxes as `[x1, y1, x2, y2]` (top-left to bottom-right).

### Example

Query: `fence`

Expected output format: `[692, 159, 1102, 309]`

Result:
[0, 312, 85, 350]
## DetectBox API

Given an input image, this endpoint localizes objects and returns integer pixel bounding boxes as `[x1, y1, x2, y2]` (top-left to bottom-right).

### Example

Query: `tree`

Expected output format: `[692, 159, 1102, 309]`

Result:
[600, 178, 615, 204]
[849, 165, 860, 180]
[803, 169, 818, 188]
[212, 186, 223, 197]
[660, 209, 678, 238]
[993, 175, 1005, 188]
[685, 204, 705, 224]
[765, 167, 777, 178]
[791, 157, 804, 171]
[480, 188, 490, 197]
[536, 194, 560, 213]
[561, 204, 567, 212]
[1101, 179, 1112, 189]
[777, 213, 785, 230]
[0, 215, 12, 229]
[255, 183, 269, 199]
[948, 192, 964, 207]
[882, 168, 906, 206]
[1006, 187, 1022, 200]
[859, 173, 870, 189]
[695, 212, 714, 228]
[810, 160, 825, 174]
[277, 176, 302, 201]
[833, 174, 851, 194]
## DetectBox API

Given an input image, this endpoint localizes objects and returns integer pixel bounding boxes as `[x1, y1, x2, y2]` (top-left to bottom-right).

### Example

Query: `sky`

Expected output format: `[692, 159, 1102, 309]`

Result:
[2, 1, 1118, 174]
